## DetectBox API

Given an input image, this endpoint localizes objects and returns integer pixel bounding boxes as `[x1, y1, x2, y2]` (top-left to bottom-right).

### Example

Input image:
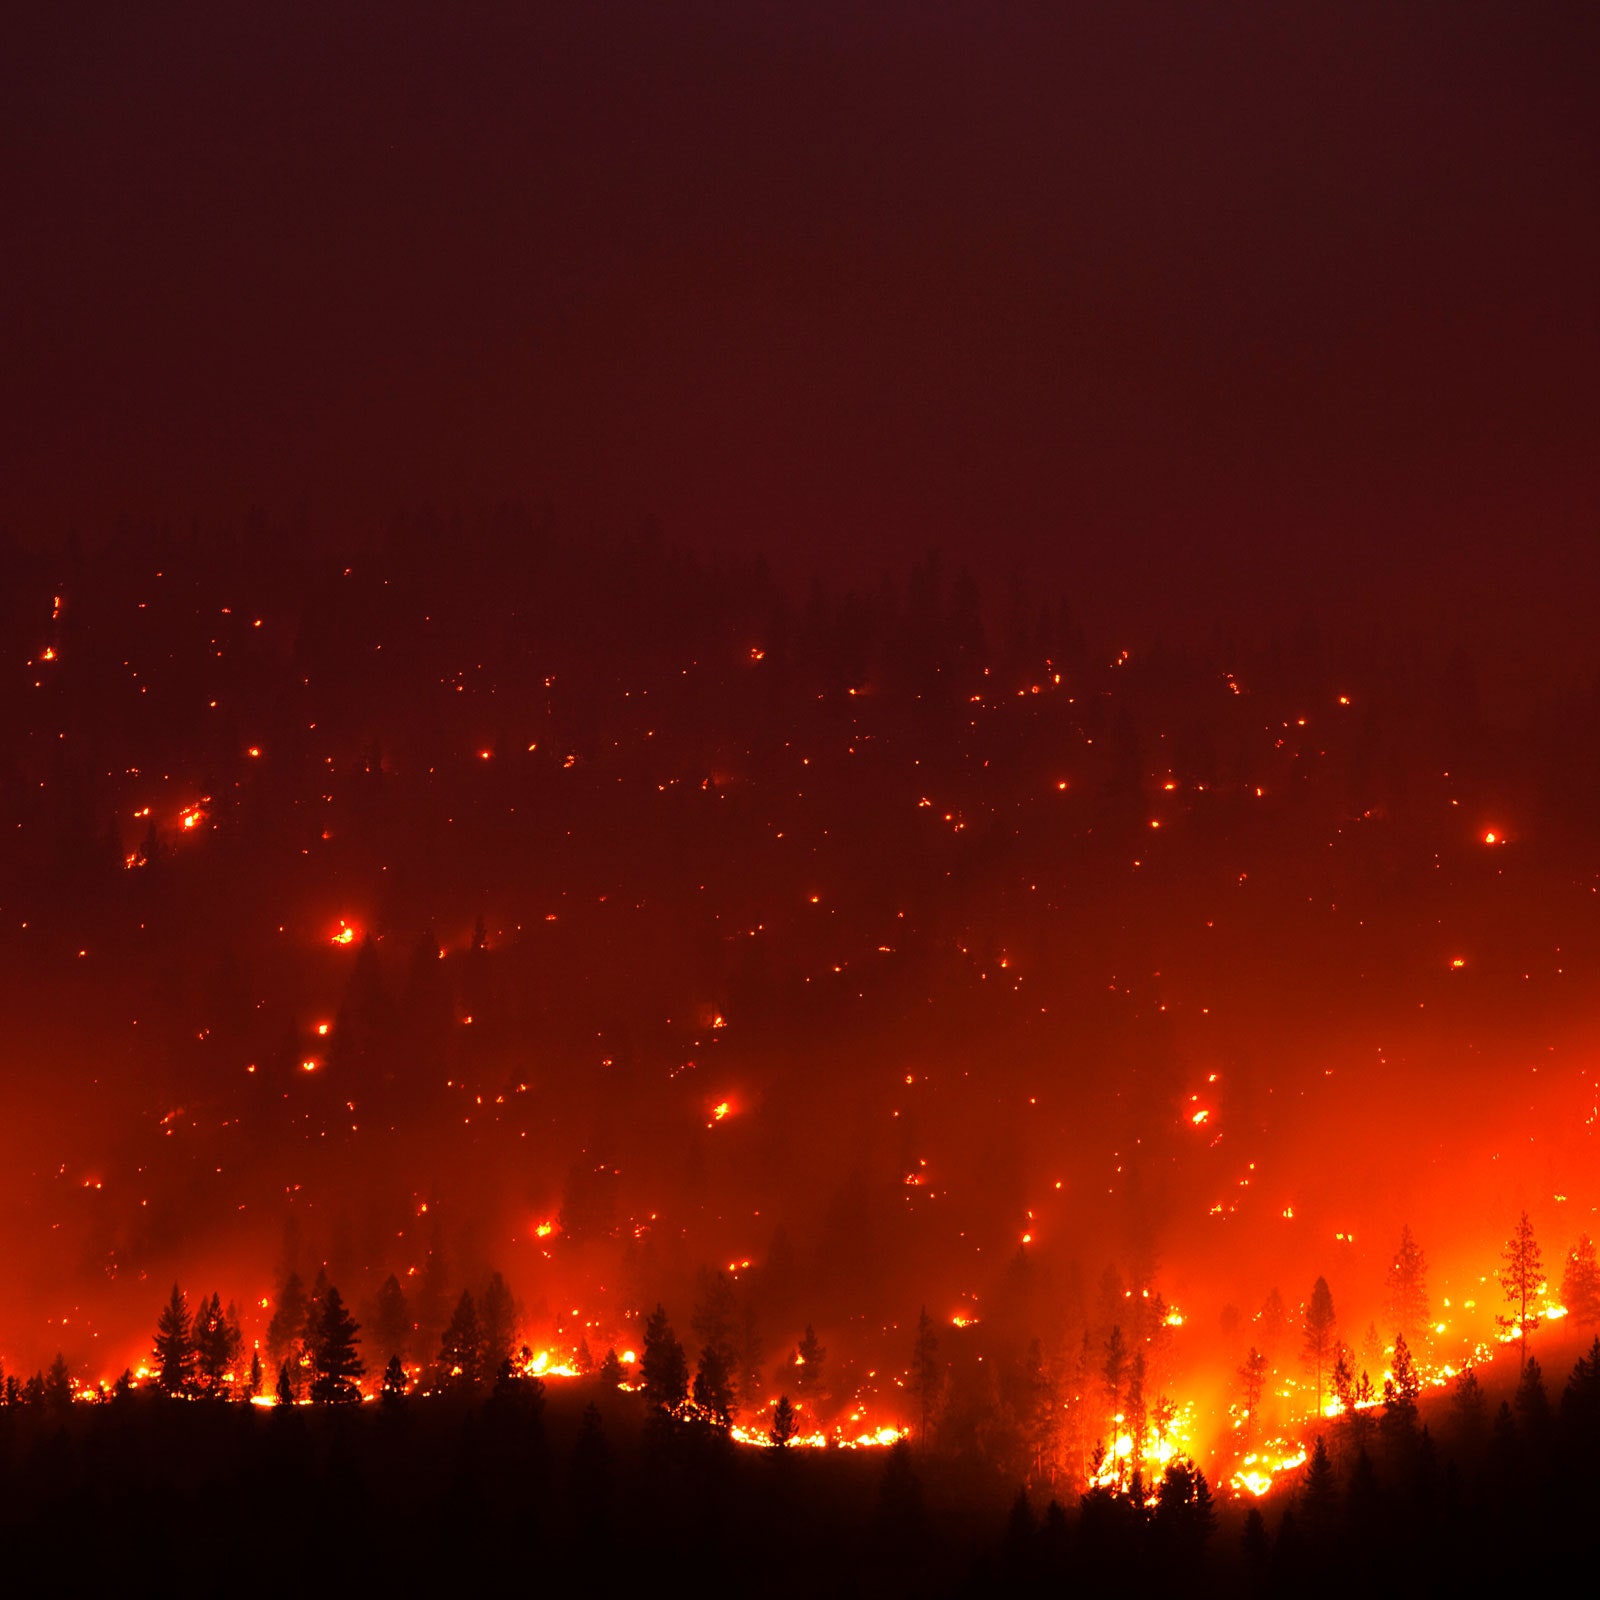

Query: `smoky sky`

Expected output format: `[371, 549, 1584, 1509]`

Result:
[4, 2, 1597, 648]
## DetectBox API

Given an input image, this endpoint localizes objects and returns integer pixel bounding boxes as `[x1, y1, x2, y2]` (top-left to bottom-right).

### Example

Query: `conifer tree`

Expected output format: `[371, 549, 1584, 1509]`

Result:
[195, 1291, 240, 1396]
[479, 1271, 517, 1375]
[44, 1353, 72, 1415]
[1239, 1346, 1268, 1435]
[154, 1284, 197, 1397]
[438, 1290, 483, 1387]
[248, 1347, 264, 1399]
[693, 1343, 735, 1428]
[265, 1272, 308, 1370]
[311, 1285, 364, 1403]
[381, 1353, 410, 1408]
[1302, 1277, 1337, 1415]
[640, 1303, 689, 1410]
[1498, 1210, 1545, 1369]
[1384, 1224, 1430, 1345]
[1560, 1233, 1600, 1326]
[372, 1272, 411, 1361]
[769, 1393, 798, 1448]
[792, 1323, 826, 1404]
[276, 1358, 298, 1405]
[1299, 1435, 1337, 1534]
[599, 1347, 625, 1386]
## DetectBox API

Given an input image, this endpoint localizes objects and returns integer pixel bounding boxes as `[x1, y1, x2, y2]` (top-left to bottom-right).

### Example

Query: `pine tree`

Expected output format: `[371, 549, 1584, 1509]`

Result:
[792, 1323, 826, 1404]
[194, 1291, 239, 1396]
[265, 1272, 307, 1370]
[311, 1285, 364, 1403]
[1300, 1434, 1337, 1534]
[302, 1266, 331, 1378]
[1561, 1337, 1600, 1431]
[1497, 1210, 1545, 1369]
[692, 1342, 735, 1428]
[640, 1303, 689, 1411]
[381, 1354, 409, 1409]
[44, 1353, 72, 1415]
[1239, 1346, 1268, 1435]
[248, 1347, 264, 1399]
[1302, 1277, 1336, 1415]
[439, 1290, 483, 1388]
[276, 1358, 298, 1405]
[769, 1393, 798, 1448]
[599, 1347, 625, 1386]
[1560, 1233, 1600, 1326]
[479, 1271, 517, 1375]
[1257, 1288, 1289, 1359]
[1385, 1224, 1430, 1345]
[691, 1267, 737, 1358]
[372, 1272, 410, 1361]
[154, 1284, 197, 1397]
[1452, 1364, 1486, 1434]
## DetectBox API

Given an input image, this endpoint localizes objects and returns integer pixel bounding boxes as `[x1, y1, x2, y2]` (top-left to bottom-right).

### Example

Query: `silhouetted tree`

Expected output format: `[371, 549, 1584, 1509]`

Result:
[1452, 1364, 1486, 1439]
[1239, 1346, 1268, 1435]
[266, 1271, 307, 1370]
[44, 1353, 72, 1416]
[276, 1358, 298, 1405]
[1514, 1355, 1551, 1437]
[311, 1285, 364, 1403]
[769, 1393, 798, 1448]
[693, 1343, 735, 1428]
[1155, 1458, 1217, 1553]
[194, 1291, 239, 1396]
[792, 1323, 826, 1405]
[1562, 1337, 1600, 1433]
[1300, 1434, 1337, 1535]
[439, 1290, 483, 1388]
[1498, 1210, 1544, 1368]
[154, 1284, 196, 1396]
[1302, 1277, 1337, 1414]
[1258, 1287, 1290, 1359]
[372, 1272, 410, 1361]
[248, 1347, 264, 1399]
[380, 1354, 409, 1409]
[599, 1347, 625, 1386]
[1561, 1233, 1600, 1326]
[640, 1304, 688, 1410]
[479, 1271, 516, 1374]
[1385, 1224, 1430, 1346]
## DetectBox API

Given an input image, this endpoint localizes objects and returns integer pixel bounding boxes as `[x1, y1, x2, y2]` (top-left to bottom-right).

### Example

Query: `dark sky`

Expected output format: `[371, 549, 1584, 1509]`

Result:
[5, 2, 1597, 641]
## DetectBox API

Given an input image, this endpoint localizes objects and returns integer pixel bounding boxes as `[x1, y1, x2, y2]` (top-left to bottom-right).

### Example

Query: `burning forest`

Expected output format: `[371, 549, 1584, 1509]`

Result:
[4, 2, 1599, 1591]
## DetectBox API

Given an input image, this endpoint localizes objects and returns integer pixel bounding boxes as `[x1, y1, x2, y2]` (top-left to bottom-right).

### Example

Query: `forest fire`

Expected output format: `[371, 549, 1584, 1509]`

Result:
[4, 2, 1597, 1585]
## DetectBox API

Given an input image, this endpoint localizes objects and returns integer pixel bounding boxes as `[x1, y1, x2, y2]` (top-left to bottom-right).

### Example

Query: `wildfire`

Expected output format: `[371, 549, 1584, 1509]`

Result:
[331, 921, 358, 946]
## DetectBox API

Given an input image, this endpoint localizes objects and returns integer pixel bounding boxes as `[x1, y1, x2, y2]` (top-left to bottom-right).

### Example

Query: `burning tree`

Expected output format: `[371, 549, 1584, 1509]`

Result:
[769, 1393, 798, 1448]
[1238, 1346, 1267, 1436]
[194, 1292, 240, 1397]
[1384, 1224, 1430, 1346]
[153, 1284, 197, 1397]
[439, 1290, 483, 1388]
[792, 1324, 826, 1407]
[1497, 1210, 1545, 1369]
[1302, 1277, 1337, 1416]
[1561, 1233, 1600, 1327]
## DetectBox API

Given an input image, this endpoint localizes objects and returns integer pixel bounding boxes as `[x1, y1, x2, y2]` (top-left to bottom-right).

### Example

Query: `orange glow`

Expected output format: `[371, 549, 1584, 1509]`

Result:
[331, 921, 358, 946]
